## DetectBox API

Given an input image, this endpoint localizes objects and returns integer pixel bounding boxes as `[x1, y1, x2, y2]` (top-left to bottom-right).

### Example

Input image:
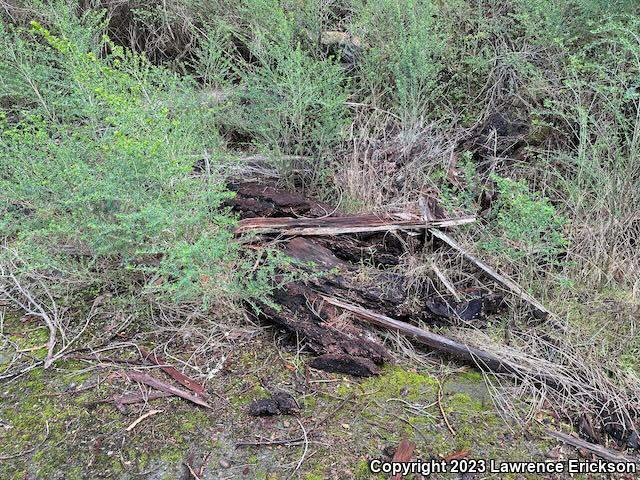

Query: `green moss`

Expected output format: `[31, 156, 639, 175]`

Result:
[458, 370, 484, 382]
[304, 473, 324, 480]
[359, 366, 438, 401]
[303, 394, 318, 413]
[355, 458, 382, 479]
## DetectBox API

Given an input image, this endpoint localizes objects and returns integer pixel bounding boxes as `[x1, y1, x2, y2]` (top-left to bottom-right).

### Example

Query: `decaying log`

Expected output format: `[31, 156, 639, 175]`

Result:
[308, 353, 380, 377]
[226, 181, 335, 219]
[227, 180, 638, 456]
[236, 214, 475, 236]
[258, 283, 390, 368]
[282, 237, 353, 271]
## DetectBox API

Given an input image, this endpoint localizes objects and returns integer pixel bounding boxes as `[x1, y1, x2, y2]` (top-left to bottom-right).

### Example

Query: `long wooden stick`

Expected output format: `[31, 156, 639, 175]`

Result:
[125, 371, 214, 410]
[139, 346, 207, 397]
[235, 215, 475, 236]
[545, 428, 640, 464]
[320, 296, 517, 374]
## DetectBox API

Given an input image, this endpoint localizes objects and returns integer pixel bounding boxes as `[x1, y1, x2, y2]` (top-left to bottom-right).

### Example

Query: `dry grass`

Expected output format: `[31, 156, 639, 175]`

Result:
[335, 108, 464, 213]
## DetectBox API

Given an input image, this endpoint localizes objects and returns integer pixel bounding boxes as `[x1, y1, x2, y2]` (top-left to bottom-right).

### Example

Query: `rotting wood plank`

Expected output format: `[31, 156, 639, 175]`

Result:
[235, 214, 475, 236]
[320, 295, 516, 374]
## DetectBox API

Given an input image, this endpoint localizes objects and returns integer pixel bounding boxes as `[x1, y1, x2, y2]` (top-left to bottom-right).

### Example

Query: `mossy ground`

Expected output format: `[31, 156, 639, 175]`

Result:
[1, 313, 560, 479]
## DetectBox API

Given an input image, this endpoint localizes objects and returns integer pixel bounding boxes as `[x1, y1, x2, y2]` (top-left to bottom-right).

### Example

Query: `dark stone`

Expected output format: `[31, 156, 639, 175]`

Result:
[247, 398, 280, 416]
[247, 392, 298, 416]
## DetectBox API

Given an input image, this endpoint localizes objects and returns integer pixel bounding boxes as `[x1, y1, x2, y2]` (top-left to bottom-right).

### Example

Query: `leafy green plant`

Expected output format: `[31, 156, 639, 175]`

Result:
[0, 8, 273, 313]
[481, 176, 568, 267]
[231, 0, 350, 190]
[351, 0, 446, 127]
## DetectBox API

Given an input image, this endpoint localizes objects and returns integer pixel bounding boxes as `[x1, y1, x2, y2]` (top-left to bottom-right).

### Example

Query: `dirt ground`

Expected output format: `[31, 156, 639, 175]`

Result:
[1, 311, 590, 480]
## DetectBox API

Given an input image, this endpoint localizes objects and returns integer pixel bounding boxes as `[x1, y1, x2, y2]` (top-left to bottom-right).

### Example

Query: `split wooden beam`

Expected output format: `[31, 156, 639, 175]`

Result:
[235, 214, 475, 236]
[545, 428, 640, 464]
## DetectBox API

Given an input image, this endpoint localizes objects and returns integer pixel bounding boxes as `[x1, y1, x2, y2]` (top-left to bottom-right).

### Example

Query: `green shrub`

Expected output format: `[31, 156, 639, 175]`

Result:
[351, 0, 446, 127]
[481, 176, 568, 267]
[231, 0, 350, 190]
[0, 8, 270, 312]
[241, 45, 349, 186]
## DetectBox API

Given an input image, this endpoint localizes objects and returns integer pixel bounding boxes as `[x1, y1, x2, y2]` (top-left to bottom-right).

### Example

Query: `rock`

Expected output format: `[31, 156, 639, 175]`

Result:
[247, 392, 298, 416]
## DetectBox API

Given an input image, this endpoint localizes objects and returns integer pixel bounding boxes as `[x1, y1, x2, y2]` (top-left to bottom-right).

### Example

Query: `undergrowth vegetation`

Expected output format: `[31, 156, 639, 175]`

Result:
[1, 0, 639, 449]
[0, 5, 279, 331]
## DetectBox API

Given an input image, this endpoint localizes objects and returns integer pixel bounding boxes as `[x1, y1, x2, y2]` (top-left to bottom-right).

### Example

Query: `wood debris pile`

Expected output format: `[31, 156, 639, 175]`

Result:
[227, 181, 543, 377]
[227, 180, 640, 462]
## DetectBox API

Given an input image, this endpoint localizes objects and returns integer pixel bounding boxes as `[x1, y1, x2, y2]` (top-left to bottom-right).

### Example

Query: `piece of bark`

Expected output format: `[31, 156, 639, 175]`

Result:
[311, 273, 408, 318]
[315, 235, 404, 267]
[257, 282, 390, 365]
[545, 428, 640, 464]
[424, 297, 484, 321]
[125, 371, 214, 410]
[308, 353, 380, 377]
[390, 438, 416, 480]
[139, 347, 207, 397]
[226, 181, 335, 219]
[282, 237, 352, 271]
[429, 229, 550, 318]
[236, 214, 475, 236]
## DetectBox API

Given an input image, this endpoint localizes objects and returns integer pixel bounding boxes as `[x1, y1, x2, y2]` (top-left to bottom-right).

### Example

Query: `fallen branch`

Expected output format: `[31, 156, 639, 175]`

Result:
[235, 436, 305, 447]
[429, 229, 551, 318]
[320, 296, 516, 374]
[545, 428, 640, 464]
[431, 263, 461, 303]
[236, 214, 475, 236]
[437, 379, 456, 436]
[125, 371, 214, 410]
[113, 391, 173, 405]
